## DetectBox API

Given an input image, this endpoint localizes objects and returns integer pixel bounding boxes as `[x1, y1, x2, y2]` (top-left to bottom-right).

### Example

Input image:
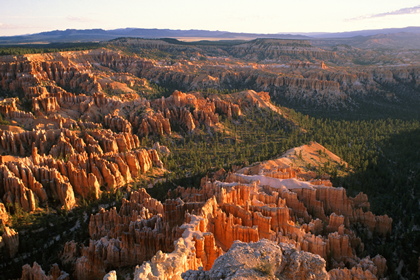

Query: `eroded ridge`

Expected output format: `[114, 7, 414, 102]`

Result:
[29, 142, 391, 279]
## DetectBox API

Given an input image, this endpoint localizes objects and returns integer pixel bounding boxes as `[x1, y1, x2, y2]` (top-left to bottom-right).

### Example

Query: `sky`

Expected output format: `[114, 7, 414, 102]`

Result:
[0, 0, 420, 36]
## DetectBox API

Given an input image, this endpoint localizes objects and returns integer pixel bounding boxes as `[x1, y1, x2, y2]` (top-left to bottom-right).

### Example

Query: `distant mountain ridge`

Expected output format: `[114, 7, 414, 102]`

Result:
[1, 27, 420, 49]
[0, 28, 308, 44]
[304, 26, 420, 38]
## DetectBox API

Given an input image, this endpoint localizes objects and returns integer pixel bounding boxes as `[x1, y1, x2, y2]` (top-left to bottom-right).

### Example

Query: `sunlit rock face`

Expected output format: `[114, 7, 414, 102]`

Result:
[3, 46, 420, 115]
[59, 142, 388, 280]
[182, 239, 329, 280]
[0, 129, 166, 211]
[20, 262, 70, 280]
[0, 49, 290, 217]
[0, 47, 400, 279]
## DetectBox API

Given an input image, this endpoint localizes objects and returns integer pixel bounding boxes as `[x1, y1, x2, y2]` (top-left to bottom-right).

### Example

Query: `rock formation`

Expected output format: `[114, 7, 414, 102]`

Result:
[60, 188, 187, 279]
[135, 142, 389, 279]
[0, 130, 165, 211]
[2, 225, 19, 258]
[0, 46, 301, 218]
[0, 202, 9, 224]
[1, 41, 420, 115]
[0, 43, 407, 279]
[183, 239, 328, 280]
[102, 271, 117, 280]
[20, 262, 69, 280]
[53, 142, 389, 279]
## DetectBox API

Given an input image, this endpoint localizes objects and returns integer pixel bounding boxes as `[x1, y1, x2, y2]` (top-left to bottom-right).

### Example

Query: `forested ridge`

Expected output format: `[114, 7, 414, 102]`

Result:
[0, 43, 100, 56]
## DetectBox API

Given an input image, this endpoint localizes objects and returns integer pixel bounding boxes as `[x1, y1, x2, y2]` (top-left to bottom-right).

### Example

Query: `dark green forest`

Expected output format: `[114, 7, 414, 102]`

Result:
[0, 43, 100, 56]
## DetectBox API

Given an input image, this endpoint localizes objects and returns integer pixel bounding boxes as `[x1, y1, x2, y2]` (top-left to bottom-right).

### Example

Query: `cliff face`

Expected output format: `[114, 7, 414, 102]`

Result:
[2, 226, 19, 258]
[0, 53, 173, 277]
[134, 146, 388, 280]
[60, 188, 186, 280]
[0, 128, 164, 211]
[0, 50, 278, 138]
[149, 65, 420, 108]
[228, 39, 337, 62]
[95, 41, 420, 108]
[3, 46, 419, 112]
[0, 49, 302, 279]
[0, 50, 263, 214]
[59, 142, 389, 280]
[20, 262, 69, 280]
[183, 239, 329, 280]
[0, 45, 406, 279]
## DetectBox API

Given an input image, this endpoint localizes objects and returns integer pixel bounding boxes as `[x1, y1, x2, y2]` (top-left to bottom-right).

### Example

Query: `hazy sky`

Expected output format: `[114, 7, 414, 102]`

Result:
[1, 0, 420, 36]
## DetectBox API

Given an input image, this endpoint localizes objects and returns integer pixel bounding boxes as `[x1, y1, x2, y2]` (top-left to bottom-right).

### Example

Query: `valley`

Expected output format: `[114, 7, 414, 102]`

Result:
[0, 36, 419, 279]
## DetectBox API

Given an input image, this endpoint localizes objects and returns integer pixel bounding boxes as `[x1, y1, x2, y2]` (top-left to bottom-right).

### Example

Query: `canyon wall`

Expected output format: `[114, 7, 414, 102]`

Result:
[0, 45, 408, 279]
[56, 142, 391, 280]
[0, 50, 279, 216]
[2, 46, 419, 114]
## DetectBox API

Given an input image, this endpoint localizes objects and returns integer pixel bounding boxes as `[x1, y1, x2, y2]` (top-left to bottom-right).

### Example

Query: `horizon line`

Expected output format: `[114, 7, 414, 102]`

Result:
[1, 25, 420, 38]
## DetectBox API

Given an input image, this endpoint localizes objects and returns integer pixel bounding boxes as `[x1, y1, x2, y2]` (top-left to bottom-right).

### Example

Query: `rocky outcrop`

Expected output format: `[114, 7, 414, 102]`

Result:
[228, 39, 337, 62]
[0, 46, 403, 279]
[120, 89, 273, 137]
[20, 262, 69, 280]
[0, 202, 9, 224]
[7, 137, 389, 279]
[102, 271, 117, 280]
[0, 122, 166, 211]
[183, 239, 328, 280]
[33, 95, 61, 114]
[329, 254, 387, 280]
[0, 47, 277, 138]
[3, 45, 417, 140]
[0, 98, 35, 119]
[61, 189, 185, 280]
[2, 44, 420, 116]
[147, 90, 232, 134]
[104, 112, 133, 134]
[2, 225, 19, 258]
[0, 162, 38, 211]
[127, 143, 390, 279]
[15, 141, 387, 279]
[0, 48, 316, 135]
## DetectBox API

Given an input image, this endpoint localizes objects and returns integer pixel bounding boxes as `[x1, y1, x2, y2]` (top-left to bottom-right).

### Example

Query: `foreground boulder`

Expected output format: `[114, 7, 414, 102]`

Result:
[182, 239, 328, 280]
